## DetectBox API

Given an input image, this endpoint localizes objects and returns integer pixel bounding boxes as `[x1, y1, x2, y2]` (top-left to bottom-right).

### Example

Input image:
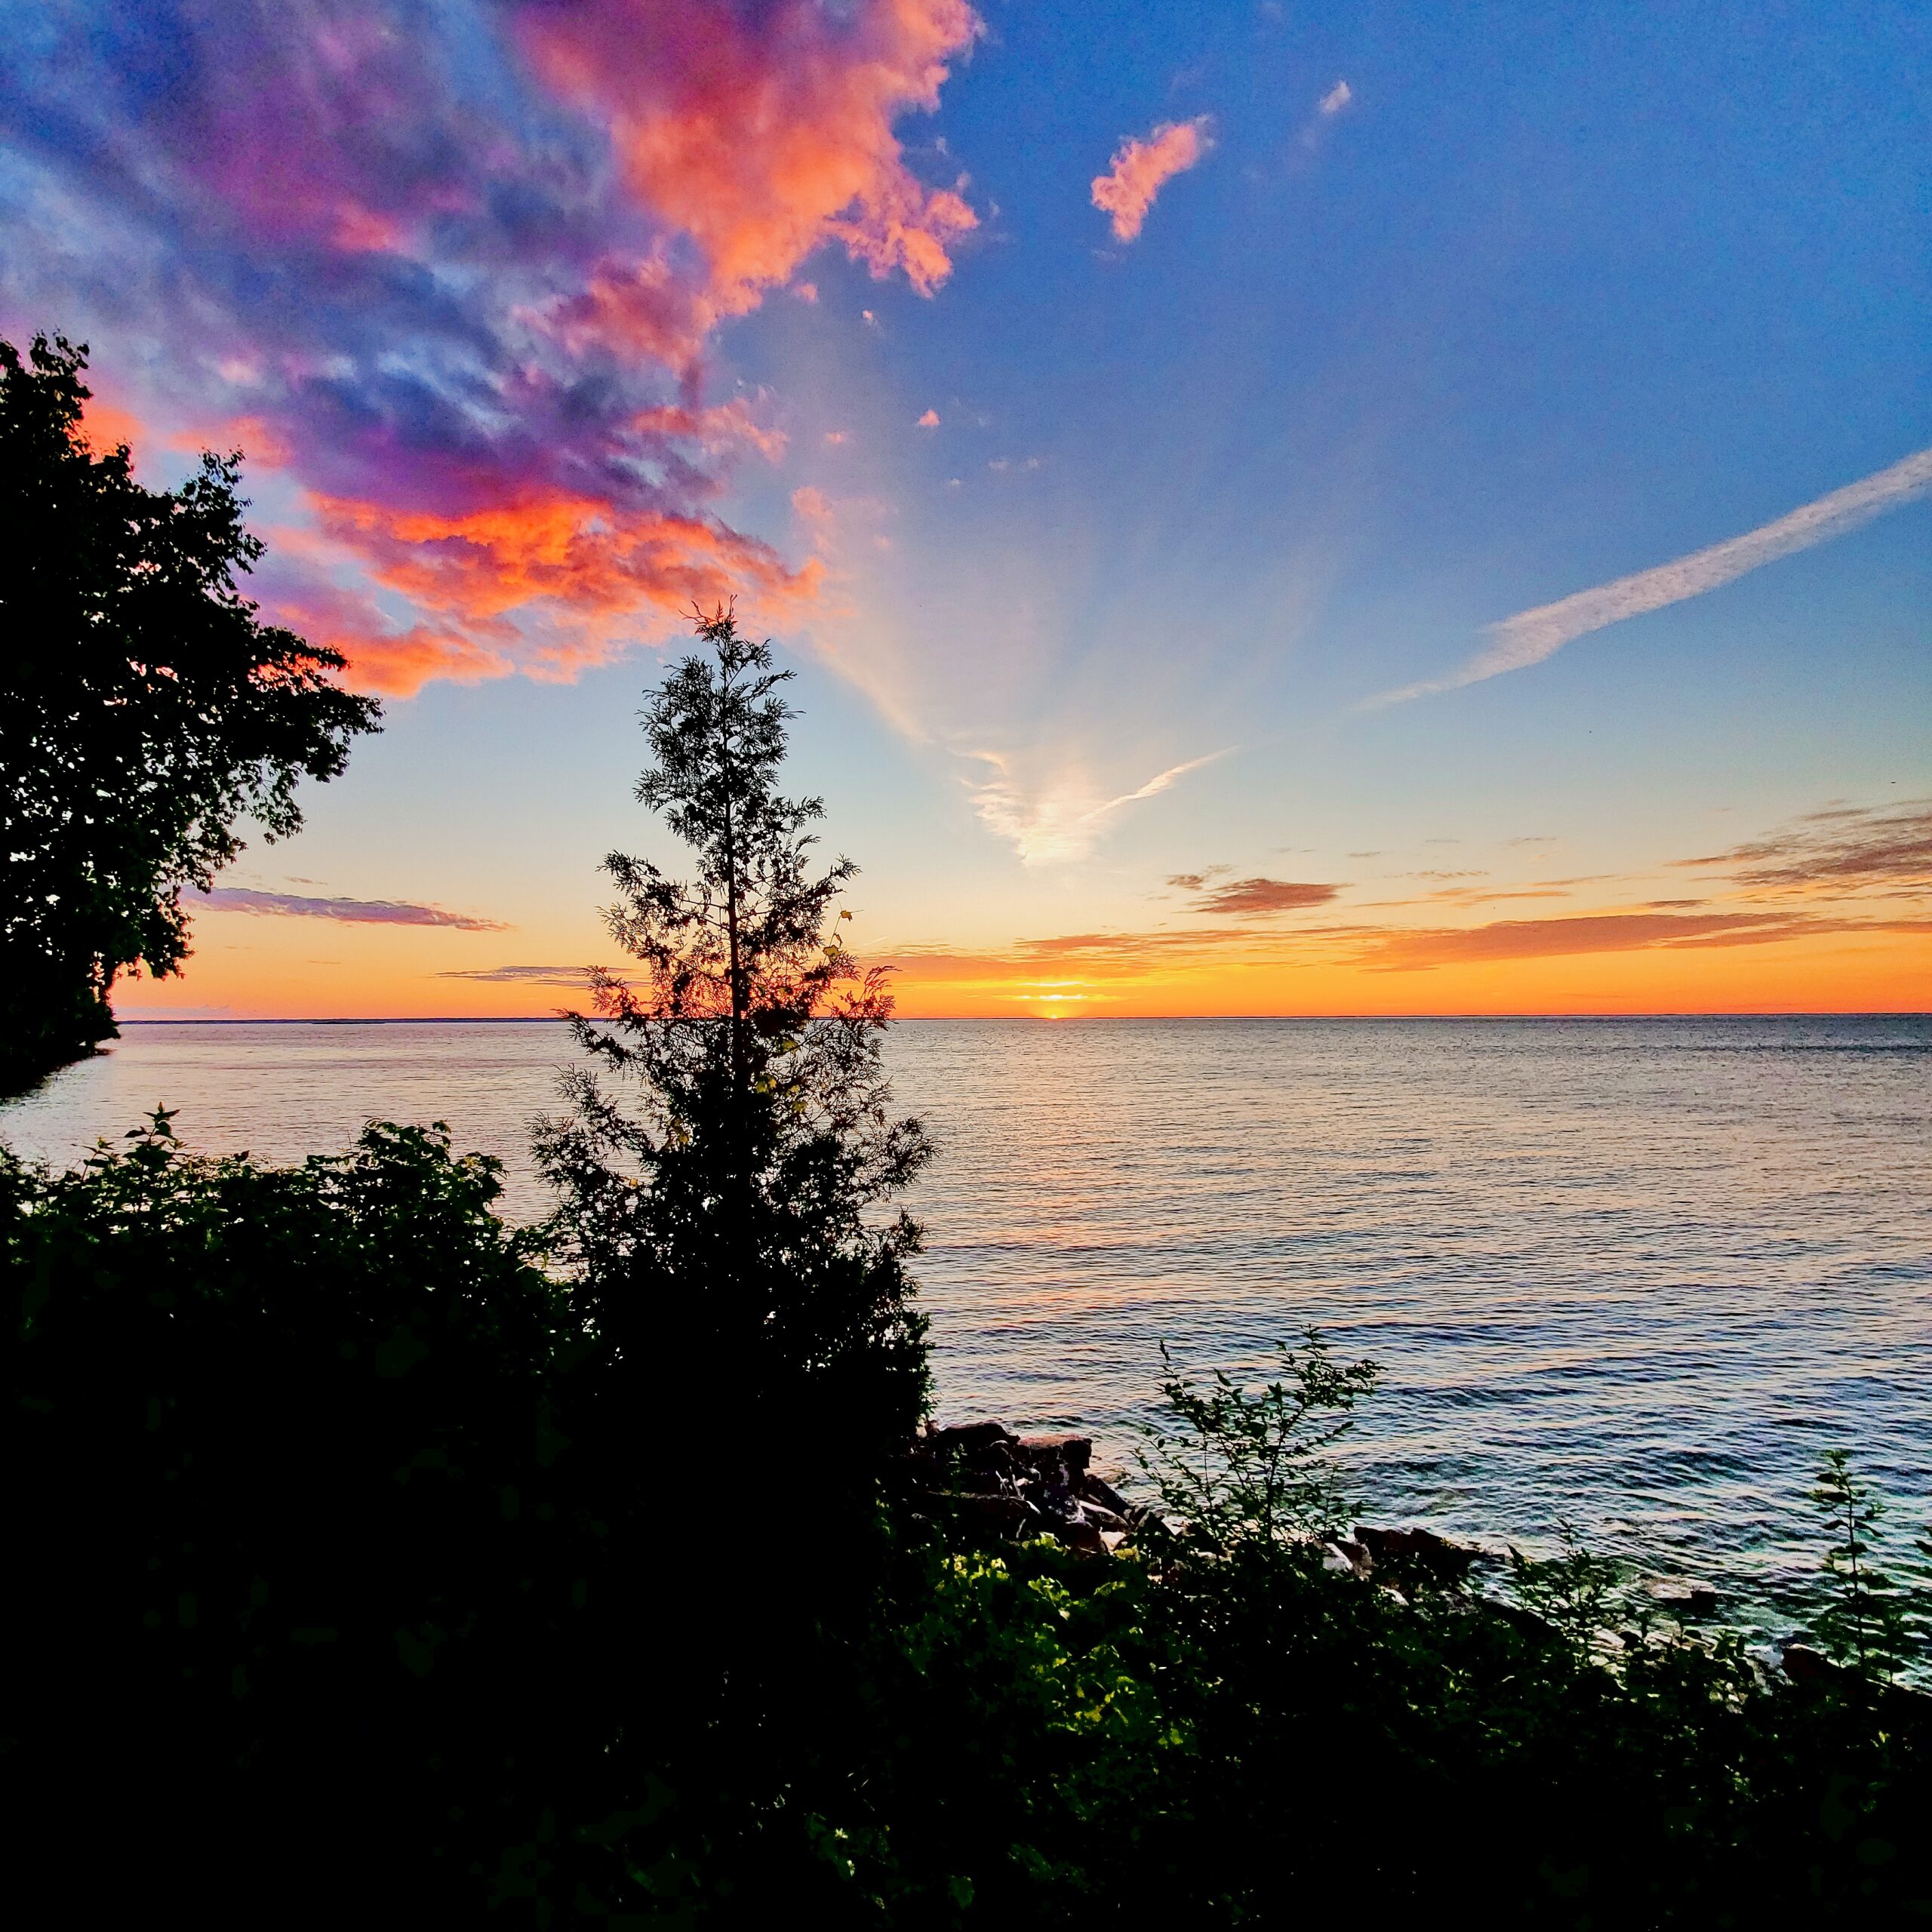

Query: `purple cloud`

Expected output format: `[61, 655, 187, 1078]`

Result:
[192, 888, 506, 930]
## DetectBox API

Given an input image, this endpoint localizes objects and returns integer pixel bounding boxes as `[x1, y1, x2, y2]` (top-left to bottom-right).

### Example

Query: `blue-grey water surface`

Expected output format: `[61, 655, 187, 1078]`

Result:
[6, 1015, 1928, 1638]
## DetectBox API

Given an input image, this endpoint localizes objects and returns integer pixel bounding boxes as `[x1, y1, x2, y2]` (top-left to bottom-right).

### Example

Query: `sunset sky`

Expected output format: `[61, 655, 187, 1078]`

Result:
[4, 0, 1927, 1017]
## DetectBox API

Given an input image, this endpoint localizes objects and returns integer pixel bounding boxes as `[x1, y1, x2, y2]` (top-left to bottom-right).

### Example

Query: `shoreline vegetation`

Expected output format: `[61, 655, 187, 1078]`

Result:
[8, 352, 1932, 1920]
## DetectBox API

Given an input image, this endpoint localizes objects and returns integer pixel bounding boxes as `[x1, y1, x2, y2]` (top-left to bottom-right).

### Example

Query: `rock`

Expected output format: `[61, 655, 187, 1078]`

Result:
[1323, 1539, 1373, 1578]
[1641, 1575, 1720, 1616]
[950, 1492, 1038, 1537]
[1484, 1598, 1559, 1645]
[1077, 1472, 1133, 1517]
[926, 1421, 1019, 1455]
[909, 1423, 1153, 1557]
[1780, 1641, 1842, 1686]
[1354, 1524, 1481, 1586]
[1019, 1433, 1093, 1475]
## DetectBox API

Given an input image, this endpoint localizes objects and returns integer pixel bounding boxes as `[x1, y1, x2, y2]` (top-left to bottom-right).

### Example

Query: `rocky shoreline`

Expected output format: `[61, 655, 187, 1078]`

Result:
[906, 1420, 1930, 1713]
[906, 1419, 1509, 1577]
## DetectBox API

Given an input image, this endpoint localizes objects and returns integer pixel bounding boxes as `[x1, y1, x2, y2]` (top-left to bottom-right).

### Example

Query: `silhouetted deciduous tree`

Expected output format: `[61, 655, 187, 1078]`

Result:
[0, 334, 380, 1088]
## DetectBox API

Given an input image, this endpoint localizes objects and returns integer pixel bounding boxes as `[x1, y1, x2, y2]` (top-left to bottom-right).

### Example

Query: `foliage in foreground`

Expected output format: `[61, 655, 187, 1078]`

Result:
[0, 334, 380, 1090]
[8, 1119, 1931, 1928]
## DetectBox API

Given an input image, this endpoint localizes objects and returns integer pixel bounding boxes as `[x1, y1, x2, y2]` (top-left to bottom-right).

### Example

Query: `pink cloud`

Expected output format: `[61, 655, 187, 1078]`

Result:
[517, 0, 982, 315]
[629, 398, 788, 463]
[1091, 115, 1214, 243]
[915, 408, 940, 427]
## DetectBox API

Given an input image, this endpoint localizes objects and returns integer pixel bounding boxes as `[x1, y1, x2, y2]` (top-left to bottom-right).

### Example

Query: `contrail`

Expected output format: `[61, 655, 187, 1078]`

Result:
[1372, 443, 1932, 705]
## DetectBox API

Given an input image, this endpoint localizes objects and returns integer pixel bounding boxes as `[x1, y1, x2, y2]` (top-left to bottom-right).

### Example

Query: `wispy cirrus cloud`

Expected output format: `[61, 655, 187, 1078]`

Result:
[1675, 798, 1932, 897]
[966, 747, 1228, 863]
[0, 0, 981, 696]
[1091, 115, 1214, 243]
[192, 888, 506, 930]
[437, 964, 597, 986]
[1374, 444, 1932, 705]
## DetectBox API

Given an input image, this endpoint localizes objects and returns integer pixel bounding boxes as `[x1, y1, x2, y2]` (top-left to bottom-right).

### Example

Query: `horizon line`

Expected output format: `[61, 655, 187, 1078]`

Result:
[115, 1011, 1932, 1026]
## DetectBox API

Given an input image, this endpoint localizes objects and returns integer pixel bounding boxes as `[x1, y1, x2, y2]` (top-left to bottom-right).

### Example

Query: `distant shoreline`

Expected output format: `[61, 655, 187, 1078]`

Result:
[115, 1012, 1932, 1026]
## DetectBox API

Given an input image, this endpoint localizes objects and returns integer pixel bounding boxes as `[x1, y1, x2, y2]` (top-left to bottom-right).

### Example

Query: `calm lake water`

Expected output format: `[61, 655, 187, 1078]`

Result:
[7, 1015, 1930, 1636]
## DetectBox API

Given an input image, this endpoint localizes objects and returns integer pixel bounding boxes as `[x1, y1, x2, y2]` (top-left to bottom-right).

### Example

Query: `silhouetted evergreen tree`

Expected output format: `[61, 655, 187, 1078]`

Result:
[537, 607, 933, 1458]
[524, 609, 937, 1918]
[0, 334, 380, 1088]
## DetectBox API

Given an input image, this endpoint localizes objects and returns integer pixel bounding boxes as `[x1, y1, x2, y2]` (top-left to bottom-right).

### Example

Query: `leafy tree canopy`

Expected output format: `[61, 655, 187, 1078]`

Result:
[0, 334, 380, 1087]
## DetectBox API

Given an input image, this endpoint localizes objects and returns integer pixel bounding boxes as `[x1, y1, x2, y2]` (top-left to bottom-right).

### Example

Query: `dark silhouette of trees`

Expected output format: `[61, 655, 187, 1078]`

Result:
[0, 334, 380, 1089]
[4, 1115, 580, 1924]
[537, 606, 933, 1462]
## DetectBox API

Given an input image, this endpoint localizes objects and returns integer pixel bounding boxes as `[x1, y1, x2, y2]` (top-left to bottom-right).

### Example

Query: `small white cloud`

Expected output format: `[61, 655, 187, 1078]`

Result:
[1318, 79, 1352, 115]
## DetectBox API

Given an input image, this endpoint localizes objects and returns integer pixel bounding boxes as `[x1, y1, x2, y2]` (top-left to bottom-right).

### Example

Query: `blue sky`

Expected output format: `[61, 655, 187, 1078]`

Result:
[3, 0, 1926, 1013]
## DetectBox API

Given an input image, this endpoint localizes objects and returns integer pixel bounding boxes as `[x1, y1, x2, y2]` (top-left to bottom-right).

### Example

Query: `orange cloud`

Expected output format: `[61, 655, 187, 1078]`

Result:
[542, 253, 724, 369]
[325, 624, 514, 698]
[78, 394, 148, 460]
[260, 579, 515, 697]
[1091, 115, 1214, 243]
[519, 0, 982, 318]
[1361, 909, 1932, 970]
[310, 489, 820, 651]
[870, 906, 1932, 1016]
[915, 408, 940, 427]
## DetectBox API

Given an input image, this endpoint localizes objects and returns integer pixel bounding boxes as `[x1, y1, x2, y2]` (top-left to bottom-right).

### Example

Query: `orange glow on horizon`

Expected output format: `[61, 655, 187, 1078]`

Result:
[111, 909, 1931, 1024]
